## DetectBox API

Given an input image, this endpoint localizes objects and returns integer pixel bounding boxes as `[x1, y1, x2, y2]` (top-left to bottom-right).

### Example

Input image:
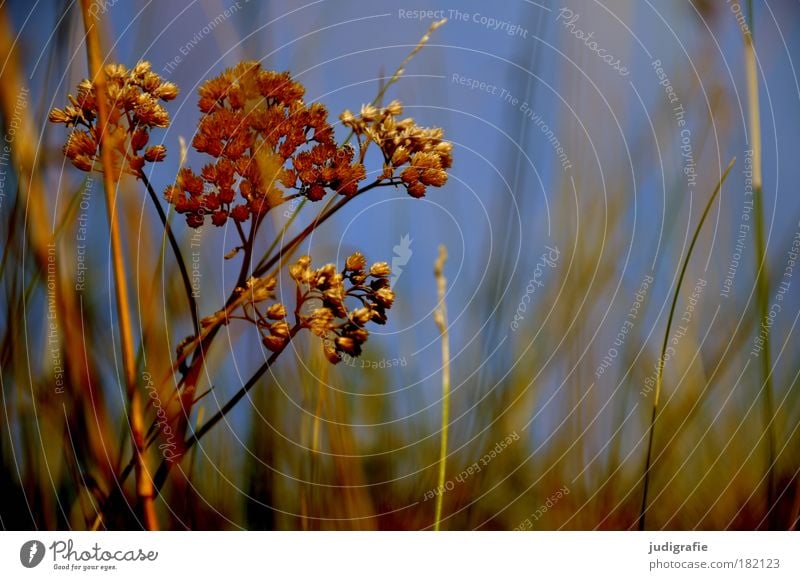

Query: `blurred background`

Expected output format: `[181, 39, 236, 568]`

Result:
[1, 0, 800, 530]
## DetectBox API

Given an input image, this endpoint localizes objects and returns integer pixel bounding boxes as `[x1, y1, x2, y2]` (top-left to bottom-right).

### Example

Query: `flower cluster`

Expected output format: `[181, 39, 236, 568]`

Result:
[164, 61, 367, 228]
[182, 253, 394, 364]
[291, 253, 394, 364]
[48, 61, 177, 177]
[340, 100, 453, 198]
[48, 61, 447, 374]
[237, 275, 292, 352]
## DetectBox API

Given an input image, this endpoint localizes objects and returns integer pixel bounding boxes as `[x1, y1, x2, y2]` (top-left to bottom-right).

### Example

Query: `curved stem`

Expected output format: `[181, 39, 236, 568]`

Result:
[150, 324, 303, 495]
[95, 180, 395, 525]
[187, 324, 302, 448]
[638, 158, 735, 530]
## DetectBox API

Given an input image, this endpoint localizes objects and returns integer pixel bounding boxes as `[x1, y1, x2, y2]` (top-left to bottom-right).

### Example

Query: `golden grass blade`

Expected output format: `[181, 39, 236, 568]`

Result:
[433, 245, 450, 531]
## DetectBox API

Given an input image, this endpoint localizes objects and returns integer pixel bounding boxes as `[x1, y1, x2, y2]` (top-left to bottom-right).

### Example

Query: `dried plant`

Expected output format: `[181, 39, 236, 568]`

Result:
[48, 25, 451, 525]
[5, 2, 798, 534]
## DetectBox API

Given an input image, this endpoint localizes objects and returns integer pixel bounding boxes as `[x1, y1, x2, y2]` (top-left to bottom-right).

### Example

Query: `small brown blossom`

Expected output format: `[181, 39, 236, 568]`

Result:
[262, 335, 286, 352]
[266, 303, 287, 319]
[369, 262, 391, 278]
[340, 100, 452, 197]
[48, 108, 74, 125]
[49, 60, 176, 178]
[346, 252, 367, 272]
[144, 145, 167, 162]
[351, 307, 372, 326]
[291, 253, 396, 363]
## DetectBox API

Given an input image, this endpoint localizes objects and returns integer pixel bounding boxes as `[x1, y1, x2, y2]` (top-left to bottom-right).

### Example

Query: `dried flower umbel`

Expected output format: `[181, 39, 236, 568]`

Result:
[164, 63, 452, 228]
[49, 61, 177, 177]
[340, 100, 453, 198]
[164, 61, 367, 228]
[50, 61, 452, 226]
[292, 252, 394, 364]
[194, 253, 394, 365]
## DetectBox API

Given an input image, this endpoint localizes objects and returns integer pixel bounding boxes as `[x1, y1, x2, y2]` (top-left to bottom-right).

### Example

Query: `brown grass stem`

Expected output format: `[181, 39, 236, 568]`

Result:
[433, 245, 450, 531]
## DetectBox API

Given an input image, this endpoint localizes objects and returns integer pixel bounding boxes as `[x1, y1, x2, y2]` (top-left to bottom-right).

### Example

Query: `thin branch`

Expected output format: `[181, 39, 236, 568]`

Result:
[94, 172, 398, 520]
[150, 324, 303, 495]
[186, 324, 302, 449]
[252, 180, 396, 279]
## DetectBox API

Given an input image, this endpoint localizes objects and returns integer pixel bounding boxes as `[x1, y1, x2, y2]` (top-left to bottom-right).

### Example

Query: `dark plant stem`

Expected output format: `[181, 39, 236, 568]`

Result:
[151, 324, 302, 495]
[96, 180, 396, 524]
[188, 324, 302, 448]
[252, 180, 395, 278]
[140, 172, 199, 335]
[80, 0, 156, 529]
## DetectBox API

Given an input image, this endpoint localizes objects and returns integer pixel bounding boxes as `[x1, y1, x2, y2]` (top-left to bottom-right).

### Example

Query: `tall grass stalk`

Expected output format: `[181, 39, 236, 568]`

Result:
[638, 158, 735, 530]
[79, 0, 157, 530]
[744, 0, 775, 516]
[433, 245, 450, 531]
